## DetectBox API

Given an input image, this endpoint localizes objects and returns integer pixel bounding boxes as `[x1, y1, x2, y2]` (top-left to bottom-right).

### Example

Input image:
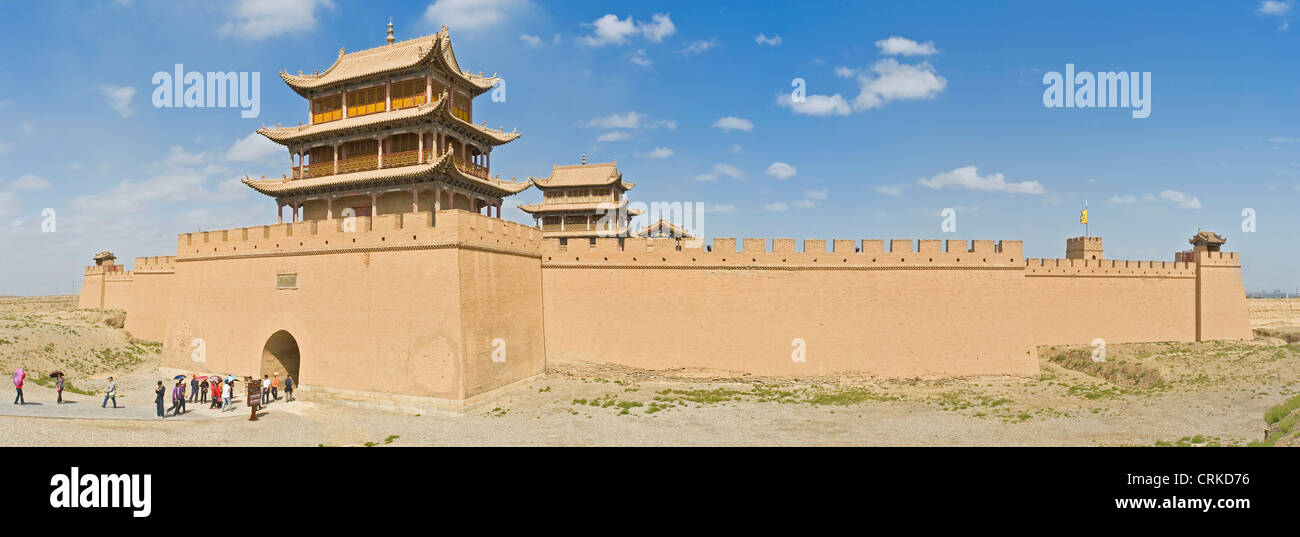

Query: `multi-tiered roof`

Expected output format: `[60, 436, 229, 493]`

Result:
[519, 158, 640, 238]
[241, 23, 528, 219]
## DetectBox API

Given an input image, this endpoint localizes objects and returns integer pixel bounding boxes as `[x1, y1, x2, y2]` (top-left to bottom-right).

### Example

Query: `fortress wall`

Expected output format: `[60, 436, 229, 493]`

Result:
[540, 237, 1038, 378]
[123, 256, 176, 342]
[456, 217, 546, 398]
[1024, 258, 1197, 344]
[101, 270, 133, 311]
[1195, 251, 1252, 341]
[78, 267, 106, 309]
[160, 210, 543, 406]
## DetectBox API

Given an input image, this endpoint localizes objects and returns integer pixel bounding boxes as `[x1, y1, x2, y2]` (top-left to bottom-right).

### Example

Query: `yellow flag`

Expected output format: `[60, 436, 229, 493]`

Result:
[1080, 208, 1088, 224]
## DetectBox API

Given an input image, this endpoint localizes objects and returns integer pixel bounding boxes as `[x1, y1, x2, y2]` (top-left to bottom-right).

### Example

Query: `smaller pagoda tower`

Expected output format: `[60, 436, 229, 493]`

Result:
[519, 156, 641, 239]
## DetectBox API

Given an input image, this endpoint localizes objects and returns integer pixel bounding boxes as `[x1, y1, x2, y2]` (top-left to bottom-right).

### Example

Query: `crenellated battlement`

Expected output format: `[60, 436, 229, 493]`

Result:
[176, 210, 541, 261]
[1025, 258, 1195, 277]
[133, 256, 177, 273]
[542, 237, 1025, 268]
[104, 269, 134, 281]
[1196, 250, 1241, 267]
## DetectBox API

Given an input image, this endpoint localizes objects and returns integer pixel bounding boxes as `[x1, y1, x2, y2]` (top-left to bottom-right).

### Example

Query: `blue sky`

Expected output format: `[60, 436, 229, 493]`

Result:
[0, 0, 1297, 295]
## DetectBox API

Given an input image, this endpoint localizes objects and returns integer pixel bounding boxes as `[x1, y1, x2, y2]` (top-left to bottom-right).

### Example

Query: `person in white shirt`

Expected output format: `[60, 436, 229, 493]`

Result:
[221, 381, 233, 412]
[260, 375, 271, 406]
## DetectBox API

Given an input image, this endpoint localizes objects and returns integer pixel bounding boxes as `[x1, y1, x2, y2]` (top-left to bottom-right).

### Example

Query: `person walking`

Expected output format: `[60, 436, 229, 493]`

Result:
[199, 377, 209, 404]
[103, 377, 118, 408]
[169, 381, 182, 416]
[271, 373, 280, 401]
[13, 366, 25, 405]
[154, 380, 166, 418]
[210, 378, 221, 409]
[284, 374, 294, 402]
[190, 375, 200, 403]
[221, 380, 233, 412]
[261, 375, 271, 406]
[55, 373, 65, 404]
[177, 380, 187, 414]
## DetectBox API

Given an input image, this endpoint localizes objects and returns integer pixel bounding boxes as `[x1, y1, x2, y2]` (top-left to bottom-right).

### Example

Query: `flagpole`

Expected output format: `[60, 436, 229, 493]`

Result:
[1085, 200, 1088, 237]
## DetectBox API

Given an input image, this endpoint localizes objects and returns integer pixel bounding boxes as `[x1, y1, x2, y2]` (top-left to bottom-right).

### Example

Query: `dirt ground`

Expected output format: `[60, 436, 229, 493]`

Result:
[1, 295, 1297, 446]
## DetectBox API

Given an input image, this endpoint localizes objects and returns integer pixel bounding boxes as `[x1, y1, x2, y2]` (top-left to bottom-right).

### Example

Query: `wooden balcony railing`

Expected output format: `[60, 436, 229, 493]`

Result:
[287, 148, 490, 181]
[455, 156, 488, 179]
[381, 149, 421, 169]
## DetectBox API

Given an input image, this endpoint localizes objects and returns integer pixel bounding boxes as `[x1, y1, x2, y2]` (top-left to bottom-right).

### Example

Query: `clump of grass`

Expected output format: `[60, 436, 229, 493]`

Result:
[1154, 435, 1241, 447]
[1264, 394, 1300, 424]
[803, 386, 898, 406]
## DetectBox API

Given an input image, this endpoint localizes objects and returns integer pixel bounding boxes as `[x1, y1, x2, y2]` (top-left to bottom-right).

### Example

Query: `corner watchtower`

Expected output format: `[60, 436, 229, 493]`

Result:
[1065, 236, 1103, 260]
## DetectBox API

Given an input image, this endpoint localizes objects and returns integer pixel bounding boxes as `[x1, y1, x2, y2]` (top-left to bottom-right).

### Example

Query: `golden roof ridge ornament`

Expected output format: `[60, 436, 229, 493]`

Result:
[387, 18, 395, 45]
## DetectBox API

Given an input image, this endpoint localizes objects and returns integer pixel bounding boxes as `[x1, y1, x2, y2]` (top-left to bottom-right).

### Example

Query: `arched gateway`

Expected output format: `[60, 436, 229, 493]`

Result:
[260, 330, 301, 383]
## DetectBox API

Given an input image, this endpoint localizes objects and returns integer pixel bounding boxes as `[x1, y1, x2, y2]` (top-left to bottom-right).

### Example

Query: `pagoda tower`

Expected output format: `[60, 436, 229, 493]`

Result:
[242, 22, 530, 224]
[518, 156, 641, 239]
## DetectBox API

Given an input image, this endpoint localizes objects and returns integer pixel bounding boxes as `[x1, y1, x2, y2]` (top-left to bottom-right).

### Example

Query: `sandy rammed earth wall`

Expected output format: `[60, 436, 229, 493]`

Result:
[540, 238, 1038, 378]
[79, 215, 1253, 409]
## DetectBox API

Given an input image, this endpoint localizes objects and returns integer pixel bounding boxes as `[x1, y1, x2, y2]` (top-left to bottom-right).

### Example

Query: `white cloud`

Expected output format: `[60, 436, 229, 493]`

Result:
[696, 163, 744, 182]
[636, 147, 674, 158]
[596, 131, 630, 142]
[776, 92, 852, 116]
[804, 188, 828, 200]
[1159, 190, 1202, 209]
[585, 112, 644, 129]
[781, 51, 947, 116]
[100, 85, 136, 118]
[519, 34, 543, 47]
[1107, 195, 1136, 204]
[628, 49, 652, 67]
[793, 199, 815, 208]
[68, 147, 214, 215]
[219, 0, 334, 40]
[639, 13, 676, 42]
[874, 185, 906, 196]
[9, 175, 51, 191]
[703, 204, 735, 213]
[580, 13, 675, 46]
[916, 166, 1045, 195]
[580, 14, 637, 46]
[423, 0, 527, 32]
[1259, 1, 1292, 16]
[755, 33, 782, 46]
[852, 58, 947, 111]
[1268, 137, 1300, 142]
[764, 162, 797, 180]
[680, 38, 718, 56]
[712, 116, 754, 132]
[225, 132, 285, 164]
[875, 36, 938, 56]
[712, 163, 744, 179]
[729, 144, 742, 153]
[763, 202, 789, 212]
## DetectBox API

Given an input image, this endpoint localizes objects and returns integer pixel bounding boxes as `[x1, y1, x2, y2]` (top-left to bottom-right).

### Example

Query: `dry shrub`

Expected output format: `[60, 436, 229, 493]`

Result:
[102, 311, 125, 329]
